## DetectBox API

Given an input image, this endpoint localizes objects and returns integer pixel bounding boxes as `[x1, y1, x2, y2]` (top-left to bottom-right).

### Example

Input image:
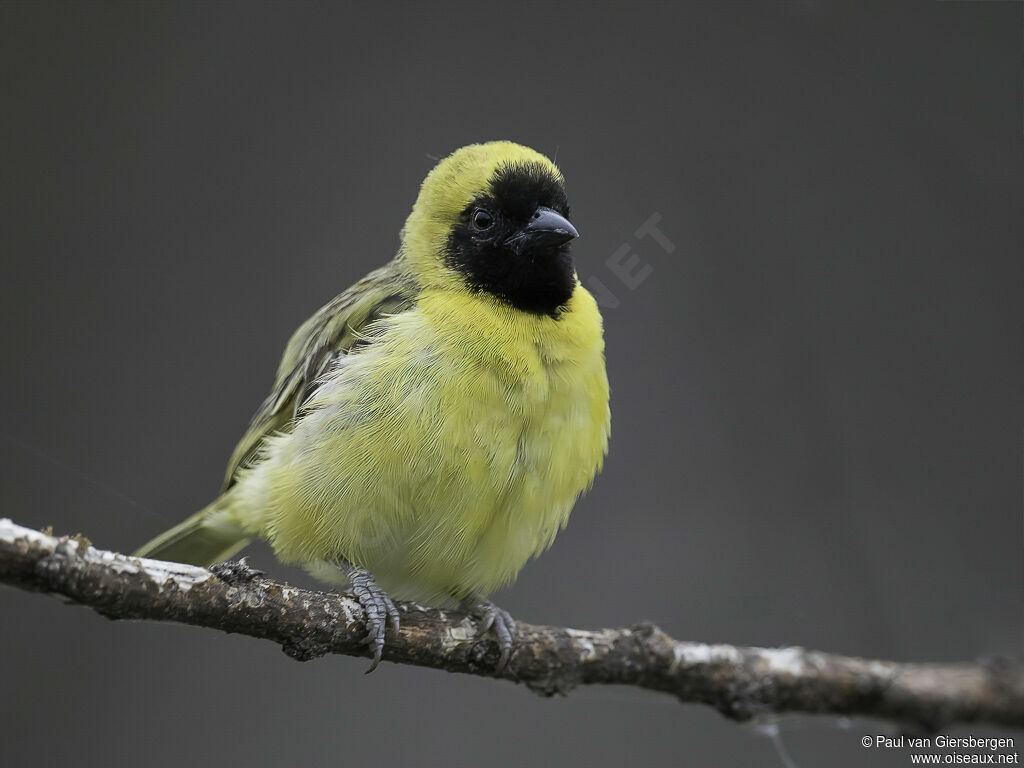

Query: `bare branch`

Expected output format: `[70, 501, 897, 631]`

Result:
[1, 518, 1021, 730]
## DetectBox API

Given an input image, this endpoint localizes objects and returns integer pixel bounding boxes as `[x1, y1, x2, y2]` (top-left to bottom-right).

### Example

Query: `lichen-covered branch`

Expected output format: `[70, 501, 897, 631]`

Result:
[1, 518, 1021, 730]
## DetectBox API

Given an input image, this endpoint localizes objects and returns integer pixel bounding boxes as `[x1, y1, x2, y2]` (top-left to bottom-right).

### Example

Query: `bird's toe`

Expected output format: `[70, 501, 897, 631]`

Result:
[346, 565, 399, 673]
[471, 600, 516, 673]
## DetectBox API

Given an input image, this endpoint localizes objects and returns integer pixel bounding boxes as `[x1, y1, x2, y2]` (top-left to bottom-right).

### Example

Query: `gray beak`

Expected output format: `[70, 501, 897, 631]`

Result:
[507, 206, 579, 250]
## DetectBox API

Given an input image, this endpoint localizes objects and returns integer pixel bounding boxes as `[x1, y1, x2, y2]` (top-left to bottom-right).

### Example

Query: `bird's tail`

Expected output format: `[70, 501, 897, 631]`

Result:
[133, 493, 251, 566]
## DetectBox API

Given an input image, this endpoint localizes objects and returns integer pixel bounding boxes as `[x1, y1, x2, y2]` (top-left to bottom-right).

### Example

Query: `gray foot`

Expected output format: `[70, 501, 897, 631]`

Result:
[344, 564, 400, 673]
[468, 599, 516, 672]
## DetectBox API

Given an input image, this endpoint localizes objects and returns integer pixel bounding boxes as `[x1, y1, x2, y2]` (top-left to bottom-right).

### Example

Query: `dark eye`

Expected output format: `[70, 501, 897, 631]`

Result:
[471, 209, 494, 230]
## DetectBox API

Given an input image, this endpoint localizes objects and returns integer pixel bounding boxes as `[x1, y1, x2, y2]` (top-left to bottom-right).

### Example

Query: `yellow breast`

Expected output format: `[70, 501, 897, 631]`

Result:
[244, 283, 610, 604]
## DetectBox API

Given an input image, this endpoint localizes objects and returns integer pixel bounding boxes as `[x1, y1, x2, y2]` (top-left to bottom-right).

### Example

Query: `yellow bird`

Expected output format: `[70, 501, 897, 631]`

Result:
[136, 141, 611, 670]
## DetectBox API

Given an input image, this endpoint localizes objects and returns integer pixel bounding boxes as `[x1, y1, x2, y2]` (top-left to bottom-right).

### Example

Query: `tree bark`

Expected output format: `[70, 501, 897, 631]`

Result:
[1, 518, 1021, 730]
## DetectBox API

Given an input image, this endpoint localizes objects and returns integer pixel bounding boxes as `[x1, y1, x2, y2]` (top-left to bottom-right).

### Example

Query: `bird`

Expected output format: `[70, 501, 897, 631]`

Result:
[135, 141, 611, 672]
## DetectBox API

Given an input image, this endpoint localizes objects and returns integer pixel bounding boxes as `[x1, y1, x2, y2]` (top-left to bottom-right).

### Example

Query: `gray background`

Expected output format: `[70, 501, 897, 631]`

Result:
[2, 2, 1022, 766]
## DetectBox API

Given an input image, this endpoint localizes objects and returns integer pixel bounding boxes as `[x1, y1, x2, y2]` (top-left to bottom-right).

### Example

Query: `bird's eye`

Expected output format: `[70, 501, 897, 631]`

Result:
[472, 209, 494, 230]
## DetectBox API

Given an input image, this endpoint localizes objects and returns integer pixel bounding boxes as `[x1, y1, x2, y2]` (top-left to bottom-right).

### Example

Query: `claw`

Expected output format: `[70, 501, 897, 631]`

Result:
[479, 611, 495, 634]
[345, 566, 399, 673]
[469, 600, 516, 673]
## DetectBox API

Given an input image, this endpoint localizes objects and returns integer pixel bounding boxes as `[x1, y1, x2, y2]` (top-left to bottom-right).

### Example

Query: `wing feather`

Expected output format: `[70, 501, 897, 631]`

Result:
[222, 260, 418, 489]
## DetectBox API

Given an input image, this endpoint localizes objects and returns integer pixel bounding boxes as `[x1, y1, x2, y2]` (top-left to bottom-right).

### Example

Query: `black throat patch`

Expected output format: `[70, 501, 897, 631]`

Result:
[444, 161, 576, 318]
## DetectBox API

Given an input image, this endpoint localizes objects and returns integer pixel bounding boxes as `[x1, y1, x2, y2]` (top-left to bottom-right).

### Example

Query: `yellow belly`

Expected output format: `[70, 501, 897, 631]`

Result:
[235, 284, 610, 603]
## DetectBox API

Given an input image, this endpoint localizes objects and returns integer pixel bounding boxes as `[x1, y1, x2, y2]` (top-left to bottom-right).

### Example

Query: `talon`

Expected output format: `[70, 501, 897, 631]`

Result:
[345, 565, 399, 673]
[468, 599, 516, 673]
[365, 639, 384, 674]
[383, 592, 400, 633]
[479, 612, 495, 634]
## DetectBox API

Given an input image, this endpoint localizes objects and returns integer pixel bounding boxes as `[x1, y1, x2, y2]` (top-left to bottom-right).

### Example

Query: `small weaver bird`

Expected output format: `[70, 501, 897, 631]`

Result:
[136, 141, 611, 671]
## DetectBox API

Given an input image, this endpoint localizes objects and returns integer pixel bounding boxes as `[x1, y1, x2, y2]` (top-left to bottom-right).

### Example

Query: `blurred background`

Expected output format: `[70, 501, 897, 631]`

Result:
[2, 2, 1022, 766]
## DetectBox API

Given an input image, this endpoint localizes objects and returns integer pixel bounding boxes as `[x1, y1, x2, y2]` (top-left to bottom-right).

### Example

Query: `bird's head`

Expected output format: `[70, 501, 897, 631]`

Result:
[401, 141, 578, 318]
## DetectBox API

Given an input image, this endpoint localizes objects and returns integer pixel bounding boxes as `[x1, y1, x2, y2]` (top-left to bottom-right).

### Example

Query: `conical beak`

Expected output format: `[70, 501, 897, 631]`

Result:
[507, 206, 579, 251]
